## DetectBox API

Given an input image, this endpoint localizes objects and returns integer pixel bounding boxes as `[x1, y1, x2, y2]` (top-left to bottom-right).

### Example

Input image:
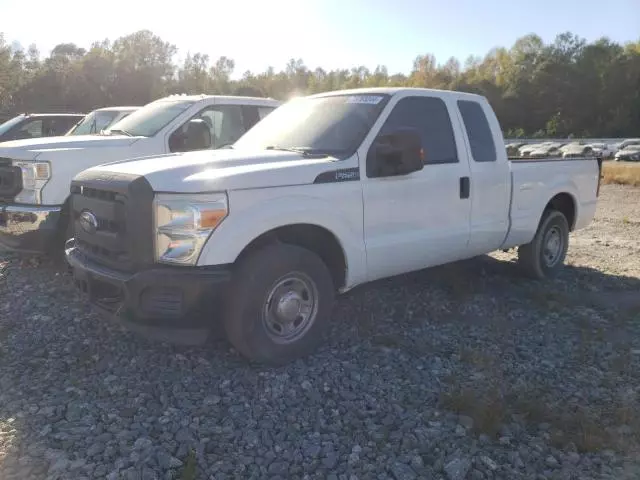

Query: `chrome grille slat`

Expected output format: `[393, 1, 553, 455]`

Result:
[72, 186, 130, 270]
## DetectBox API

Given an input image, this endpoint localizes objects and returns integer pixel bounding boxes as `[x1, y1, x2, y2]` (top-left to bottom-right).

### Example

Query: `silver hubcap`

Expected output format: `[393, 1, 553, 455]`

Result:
[542, 226, 563, 267]
[263, 273, 318, 344]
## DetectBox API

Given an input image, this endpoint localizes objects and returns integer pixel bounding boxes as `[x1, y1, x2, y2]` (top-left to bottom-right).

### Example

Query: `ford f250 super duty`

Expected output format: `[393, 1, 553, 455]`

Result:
[65, 87, 602, 365]
[0, 95, 280, 254]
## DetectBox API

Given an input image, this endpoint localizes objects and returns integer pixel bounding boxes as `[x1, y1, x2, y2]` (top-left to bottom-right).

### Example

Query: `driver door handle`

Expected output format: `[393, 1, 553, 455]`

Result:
[460, 177, 470, 199]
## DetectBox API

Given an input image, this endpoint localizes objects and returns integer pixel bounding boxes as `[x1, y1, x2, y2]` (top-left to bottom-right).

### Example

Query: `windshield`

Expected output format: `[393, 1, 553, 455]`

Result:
[67, 110, 121, 136]
[0, 115, 25, 136]
[233, 93, 391, 158]
[105, 100, 195, 137]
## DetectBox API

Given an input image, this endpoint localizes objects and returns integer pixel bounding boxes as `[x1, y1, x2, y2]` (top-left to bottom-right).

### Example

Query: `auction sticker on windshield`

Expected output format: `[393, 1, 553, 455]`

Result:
[345, 95, 384, 104]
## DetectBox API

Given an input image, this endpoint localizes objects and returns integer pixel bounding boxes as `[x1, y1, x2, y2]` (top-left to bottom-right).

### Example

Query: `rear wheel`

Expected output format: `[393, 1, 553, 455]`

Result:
[223, 243, 335, 365]
[517, 209, 569, 279]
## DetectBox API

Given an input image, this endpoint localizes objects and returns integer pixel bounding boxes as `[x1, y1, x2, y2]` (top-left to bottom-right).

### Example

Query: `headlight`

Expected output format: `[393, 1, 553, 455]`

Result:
[153, 192, 228, 265]
[12, 161, 51, 204]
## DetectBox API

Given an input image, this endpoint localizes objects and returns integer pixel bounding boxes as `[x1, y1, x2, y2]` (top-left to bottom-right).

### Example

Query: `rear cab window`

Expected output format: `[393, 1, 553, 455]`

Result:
[457, 100, 497, 162]
[46, 116, 81, 136]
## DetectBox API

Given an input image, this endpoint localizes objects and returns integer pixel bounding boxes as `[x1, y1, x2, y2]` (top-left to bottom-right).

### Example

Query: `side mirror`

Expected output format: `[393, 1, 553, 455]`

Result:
[366, 127, 424, 178]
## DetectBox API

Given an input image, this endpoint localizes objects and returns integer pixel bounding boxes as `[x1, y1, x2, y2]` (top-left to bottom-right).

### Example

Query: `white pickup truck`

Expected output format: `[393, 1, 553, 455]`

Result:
[65, 87, 602, 364]
[0, 95, 280, 253]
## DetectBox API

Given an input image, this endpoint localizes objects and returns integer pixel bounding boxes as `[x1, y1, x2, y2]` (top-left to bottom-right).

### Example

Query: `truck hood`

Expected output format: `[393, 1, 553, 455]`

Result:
[86, 149, 347, 192]
[0, 135, 139, 160]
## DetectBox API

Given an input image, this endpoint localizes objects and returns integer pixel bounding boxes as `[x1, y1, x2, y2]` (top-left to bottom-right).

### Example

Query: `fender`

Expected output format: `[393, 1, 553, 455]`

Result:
[504, 162, 587, 249]
[197, 187, 368, 289]
[543, 177, 580, 225]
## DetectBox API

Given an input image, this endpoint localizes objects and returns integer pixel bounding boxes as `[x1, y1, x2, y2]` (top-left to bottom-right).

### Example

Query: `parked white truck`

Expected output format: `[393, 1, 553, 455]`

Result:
[0, 94, 280, 253]
[65, 88, 602, 364]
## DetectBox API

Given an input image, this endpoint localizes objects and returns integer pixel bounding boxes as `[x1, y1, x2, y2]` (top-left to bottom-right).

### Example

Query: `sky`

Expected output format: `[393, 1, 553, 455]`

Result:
[1, 0, 639, 78]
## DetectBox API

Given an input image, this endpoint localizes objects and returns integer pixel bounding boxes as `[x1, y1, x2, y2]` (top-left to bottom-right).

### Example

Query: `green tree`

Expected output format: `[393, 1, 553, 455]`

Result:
[1, 30, 639, 137]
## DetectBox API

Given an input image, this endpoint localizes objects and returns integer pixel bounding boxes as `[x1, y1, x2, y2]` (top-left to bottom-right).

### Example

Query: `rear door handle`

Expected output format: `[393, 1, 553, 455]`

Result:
[460, 176, 470, 199]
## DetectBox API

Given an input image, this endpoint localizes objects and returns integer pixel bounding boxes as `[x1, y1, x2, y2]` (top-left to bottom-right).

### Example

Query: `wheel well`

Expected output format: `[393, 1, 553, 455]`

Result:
[546, 193, 576, 230]
[236, 224, 347, 290]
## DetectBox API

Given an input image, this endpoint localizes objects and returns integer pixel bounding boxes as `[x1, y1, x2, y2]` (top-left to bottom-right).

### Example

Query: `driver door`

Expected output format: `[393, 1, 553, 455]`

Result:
[361, 94, 472, 281]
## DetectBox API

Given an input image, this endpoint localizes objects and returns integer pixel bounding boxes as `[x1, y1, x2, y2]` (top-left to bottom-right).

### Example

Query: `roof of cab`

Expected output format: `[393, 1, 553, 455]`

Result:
[23, 113, 86, 117]
[307, 87, 487, 102]
[157, 93, 281, 106]
[94, 106, 140, 112]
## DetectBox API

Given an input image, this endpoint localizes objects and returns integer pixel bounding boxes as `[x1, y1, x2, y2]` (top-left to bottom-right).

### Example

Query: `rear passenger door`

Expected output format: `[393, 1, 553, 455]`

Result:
[362, 94, 472, 281]
[456, 99, 511, 255]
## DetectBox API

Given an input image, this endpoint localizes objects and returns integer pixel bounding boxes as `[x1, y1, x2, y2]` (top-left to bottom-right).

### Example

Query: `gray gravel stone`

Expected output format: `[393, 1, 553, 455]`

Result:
[1, 185, 640, 480]
[445, 457, 471, 480]
[390, 461, 417, 479]
[267, 461, 289, 475]
[545, 455, 560, 468]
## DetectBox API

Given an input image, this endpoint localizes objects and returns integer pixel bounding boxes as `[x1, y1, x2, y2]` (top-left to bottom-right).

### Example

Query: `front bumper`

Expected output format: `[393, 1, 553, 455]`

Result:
[65, 243, 232, 342]
[0, 204, 62, 253]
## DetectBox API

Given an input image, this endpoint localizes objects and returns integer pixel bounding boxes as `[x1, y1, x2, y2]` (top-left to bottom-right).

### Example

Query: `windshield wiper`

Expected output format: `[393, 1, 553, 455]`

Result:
[107, 129, 133, 137]
[265, 145, 327, 157]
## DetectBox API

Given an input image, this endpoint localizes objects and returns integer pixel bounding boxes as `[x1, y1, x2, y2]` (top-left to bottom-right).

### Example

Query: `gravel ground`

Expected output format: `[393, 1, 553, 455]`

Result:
[1, 184, 640, 480]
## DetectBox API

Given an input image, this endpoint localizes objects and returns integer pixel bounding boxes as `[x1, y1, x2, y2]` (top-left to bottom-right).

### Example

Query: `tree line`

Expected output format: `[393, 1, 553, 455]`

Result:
[1, 30, 639, 138]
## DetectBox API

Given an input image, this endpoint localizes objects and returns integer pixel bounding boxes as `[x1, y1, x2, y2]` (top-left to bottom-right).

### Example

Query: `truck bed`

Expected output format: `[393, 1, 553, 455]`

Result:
[502, 155, 602, 249]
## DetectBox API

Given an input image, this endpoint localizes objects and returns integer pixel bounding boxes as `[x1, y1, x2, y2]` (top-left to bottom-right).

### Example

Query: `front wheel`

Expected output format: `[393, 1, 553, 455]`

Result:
[223, 243, 335, 365]
[517, 209, 570, 279]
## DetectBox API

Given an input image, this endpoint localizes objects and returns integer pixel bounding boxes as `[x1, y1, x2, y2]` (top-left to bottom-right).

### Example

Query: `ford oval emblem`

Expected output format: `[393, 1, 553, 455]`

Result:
[79, 210, 98, 235]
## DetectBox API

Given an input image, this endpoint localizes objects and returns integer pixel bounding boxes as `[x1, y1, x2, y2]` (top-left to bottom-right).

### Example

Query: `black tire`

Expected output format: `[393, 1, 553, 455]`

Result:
[223, 243, 335, 365]
[517, 209, 570, 279]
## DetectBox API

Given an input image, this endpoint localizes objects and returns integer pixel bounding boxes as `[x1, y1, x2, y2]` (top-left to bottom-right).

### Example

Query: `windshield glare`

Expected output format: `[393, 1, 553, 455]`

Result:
[105, 100, 195, 137]
[0, 115, 26, 136]
[67, 111, 120, 136]
[233, 94, 390, 158]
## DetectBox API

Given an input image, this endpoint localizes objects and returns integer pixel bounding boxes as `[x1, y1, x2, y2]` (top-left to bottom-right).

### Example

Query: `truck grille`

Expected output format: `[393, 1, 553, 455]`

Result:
[0, 158, 22, 200]
[70, 171, 155, 272]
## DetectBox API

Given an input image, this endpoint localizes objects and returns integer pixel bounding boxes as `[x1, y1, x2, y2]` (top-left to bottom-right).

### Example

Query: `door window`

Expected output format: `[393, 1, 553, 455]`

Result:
[457, 100, 497, 162]
[169, 105, 245, 152]
[13, 119, 44, 139]
[375, 96, 458, 166]
[203, 105, 245, 147]
[258, 106, 275, 120]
